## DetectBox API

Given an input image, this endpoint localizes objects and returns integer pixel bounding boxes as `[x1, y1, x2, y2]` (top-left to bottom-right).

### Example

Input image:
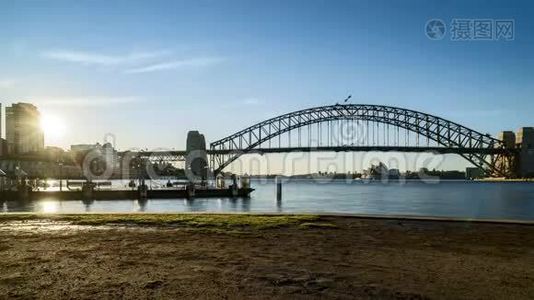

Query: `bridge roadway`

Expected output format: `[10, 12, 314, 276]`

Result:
[0, 146, 511, 164]
[127, 145, 511, 161]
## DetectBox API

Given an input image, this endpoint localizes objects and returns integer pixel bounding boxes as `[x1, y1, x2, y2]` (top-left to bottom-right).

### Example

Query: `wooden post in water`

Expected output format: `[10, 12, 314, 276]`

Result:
[138, 179, 148, 199]
[17, 179, 30, 201]
[186, 182, 196, 198]
[82, 181, 95, 200]
[231, 174, 238, 197]
[275, 176, 282, 201]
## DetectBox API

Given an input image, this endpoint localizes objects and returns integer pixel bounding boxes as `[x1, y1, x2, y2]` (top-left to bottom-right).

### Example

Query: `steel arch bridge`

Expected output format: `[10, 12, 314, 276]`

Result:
[209, 104, 515, 177]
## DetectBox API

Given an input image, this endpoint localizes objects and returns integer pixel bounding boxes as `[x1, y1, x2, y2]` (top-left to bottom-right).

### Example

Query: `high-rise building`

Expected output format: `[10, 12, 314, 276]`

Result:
[5, 103, 44, 154]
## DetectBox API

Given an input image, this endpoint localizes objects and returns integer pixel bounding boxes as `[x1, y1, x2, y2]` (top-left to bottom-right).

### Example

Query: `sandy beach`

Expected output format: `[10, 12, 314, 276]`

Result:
[0, 214, 533, 299]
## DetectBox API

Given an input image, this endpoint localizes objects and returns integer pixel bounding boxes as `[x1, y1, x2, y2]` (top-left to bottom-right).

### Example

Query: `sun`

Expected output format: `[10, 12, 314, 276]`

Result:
[40, 113, 67, 140]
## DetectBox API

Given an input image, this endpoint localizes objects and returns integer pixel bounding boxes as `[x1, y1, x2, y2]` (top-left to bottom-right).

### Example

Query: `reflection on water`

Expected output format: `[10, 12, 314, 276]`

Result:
[40, 201, 59, 213]
[1, 179, 534, 221]
[1, 197, 253, 214]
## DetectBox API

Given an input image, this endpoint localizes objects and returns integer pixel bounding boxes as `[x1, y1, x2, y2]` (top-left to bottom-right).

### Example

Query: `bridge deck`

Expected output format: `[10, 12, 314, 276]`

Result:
[124, 146, 510, 158]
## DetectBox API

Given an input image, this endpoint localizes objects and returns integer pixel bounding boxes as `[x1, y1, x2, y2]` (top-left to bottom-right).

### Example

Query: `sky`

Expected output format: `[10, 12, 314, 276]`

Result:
[0, 0, 533, 173]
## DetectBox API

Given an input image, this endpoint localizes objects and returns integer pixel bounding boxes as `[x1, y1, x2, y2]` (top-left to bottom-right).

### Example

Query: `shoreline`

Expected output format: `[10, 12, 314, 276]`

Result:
[476, 177, 534, 182]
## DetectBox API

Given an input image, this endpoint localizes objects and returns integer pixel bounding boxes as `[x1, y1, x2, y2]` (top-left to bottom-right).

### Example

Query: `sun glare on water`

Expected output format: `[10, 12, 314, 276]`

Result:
[40, 201, 58, 213]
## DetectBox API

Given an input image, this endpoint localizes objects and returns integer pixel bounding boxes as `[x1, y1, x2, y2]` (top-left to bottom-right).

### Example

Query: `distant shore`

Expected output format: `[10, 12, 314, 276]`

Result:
[1, 214, 533, 299]
[477, 177, 534, 182]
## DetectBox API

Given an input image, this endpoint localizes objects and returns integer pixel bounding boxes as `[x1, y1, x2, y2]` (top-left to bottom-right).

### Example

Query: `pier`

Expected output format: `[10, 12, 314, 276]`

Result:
[0, 175, 254, 202]
[0, 187, 254, 201]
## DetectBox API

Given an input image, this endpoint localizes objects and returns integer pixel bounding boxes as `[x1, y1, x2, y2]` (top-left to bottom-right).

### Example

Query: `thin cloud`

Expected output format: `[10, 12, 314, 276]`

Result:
[125, 57, 224, 74]
[217, 97, 264, 109]
[36, 96, 142, 107]
[42, 49, 169, 66]
[242, 98, 262, 105]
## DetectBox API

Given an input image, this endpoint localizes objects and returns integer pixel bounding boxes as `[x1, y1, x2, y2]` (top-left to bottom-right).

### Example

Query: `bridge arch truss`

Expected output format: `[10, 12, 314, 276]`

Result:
[210, 104, 513, 176]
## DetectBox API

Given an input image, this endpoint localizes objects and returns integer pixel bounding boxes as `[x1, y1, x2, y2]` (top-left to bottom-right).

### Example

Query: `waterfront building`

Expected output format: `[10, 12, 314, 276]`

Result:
[70, 142, 120, 176]
[5, 103, 44, 154]
[362, 162, 398, 180]
[465, 167, 484, 180]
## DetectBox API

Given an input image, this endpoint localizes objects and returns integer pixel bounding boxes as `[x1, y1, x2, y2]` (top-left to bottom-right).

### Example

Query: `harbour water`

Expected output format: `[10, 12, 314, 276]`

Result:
[1, 179, 534, 220]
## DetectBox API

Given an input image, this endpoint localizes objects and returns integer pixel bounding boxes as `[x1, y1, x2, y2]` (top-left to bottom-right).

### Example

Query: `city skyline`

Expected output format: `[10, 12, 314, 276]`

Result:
[0, 100, 529, 177]
[1, 0, 533, 172]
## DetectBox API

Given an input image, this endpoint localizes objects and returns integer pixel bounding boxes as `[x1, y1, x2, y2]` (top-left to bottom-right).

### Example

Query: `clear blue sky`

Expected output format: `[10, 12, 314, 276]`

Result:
[1, 0, 533, 172]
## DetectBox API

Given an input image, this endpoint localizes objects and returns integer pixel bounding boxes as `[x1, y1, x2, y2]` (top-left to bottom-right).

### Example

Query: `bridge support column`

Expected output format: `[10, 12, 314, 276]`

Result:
[517, 127, 534, 178]
[495, 131, 519, 178]
[185, 131, 209, 183]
